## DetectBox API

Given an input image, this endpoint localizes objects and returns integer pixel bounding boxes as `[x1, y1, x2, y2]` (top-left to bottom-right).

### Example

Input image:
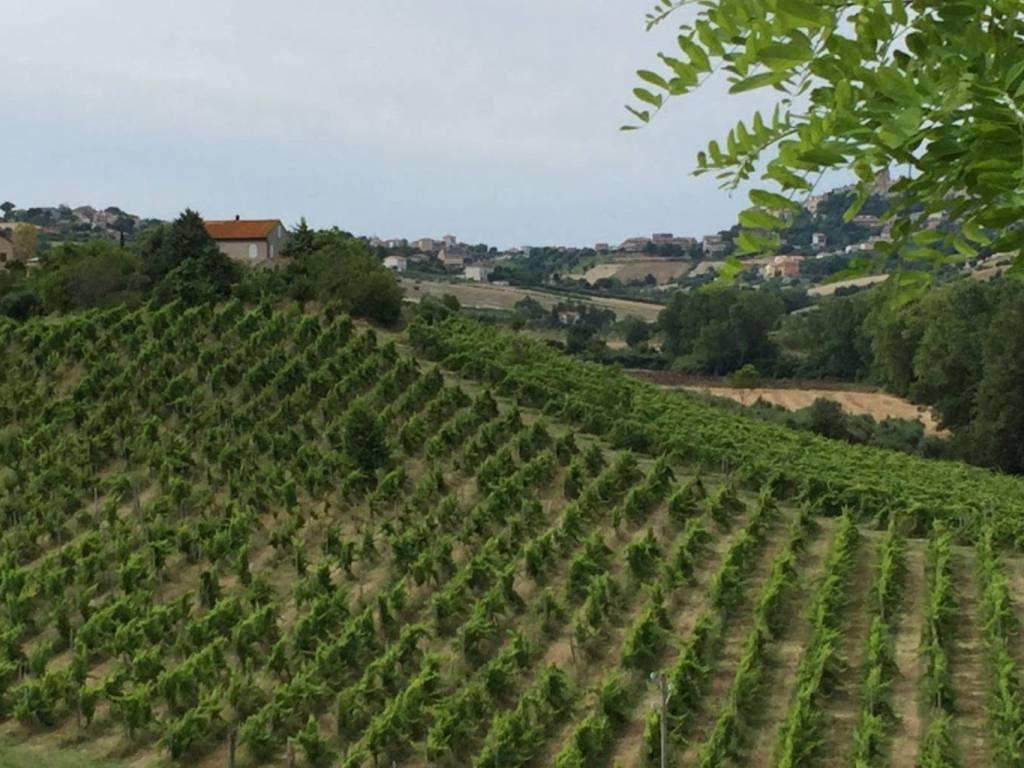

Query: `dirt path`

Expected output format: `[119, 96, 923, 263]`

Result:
[536, 507, 753, 768]
[734, 520, 834, 766]
[675, 513, 811, 766]
[890, 539, 926, 768]
[950, 549, 989, 764]
[818, 532, 879, 768]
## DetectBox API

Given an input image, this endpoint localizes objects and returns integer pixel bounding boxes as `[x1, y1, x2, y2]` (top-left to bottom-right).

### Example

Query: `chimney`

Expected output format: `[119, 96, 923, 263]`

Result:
[235, 214, 240, 221]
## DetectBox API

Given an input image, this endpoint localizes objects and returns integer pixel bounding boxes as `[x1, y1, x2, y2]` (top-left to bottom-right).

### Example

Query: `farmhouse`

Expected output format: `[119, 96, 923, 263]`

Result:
[383, 255, 407, 273]
[0, 234, 15, 267]
[463, 265, 493, 282]
[204, 217, 288, 265]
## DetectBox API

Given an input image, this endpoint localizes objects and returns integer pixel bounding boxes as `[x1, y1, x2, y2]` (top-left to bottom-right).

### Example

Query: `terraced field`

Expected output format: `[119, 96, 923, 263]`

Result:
[2, 305, 1024, 767]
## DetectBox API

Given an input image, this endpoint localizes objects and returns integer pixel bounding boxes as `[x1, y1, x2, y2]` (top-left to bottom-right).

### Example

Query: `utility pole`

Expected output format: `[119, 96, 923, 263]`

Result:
[651, 671, 672, 768]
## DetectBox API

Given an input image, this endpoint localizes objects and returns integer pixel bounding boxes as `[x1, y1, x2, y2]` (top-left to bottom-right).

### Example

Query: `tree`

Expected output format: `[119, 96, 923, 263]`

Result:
[12, 224, 37, 262]
[967, 296, 1024, 473]
[32, 241, 146, 312]
[621, 316, 651, 348]
[343, 399, 391, 475]
[288, 238, 403, 324]
[141, 210, 240, 304]
[286, 217, 315, 258]
[628, 1, 1024, 263]
[0, 202, 14, 221]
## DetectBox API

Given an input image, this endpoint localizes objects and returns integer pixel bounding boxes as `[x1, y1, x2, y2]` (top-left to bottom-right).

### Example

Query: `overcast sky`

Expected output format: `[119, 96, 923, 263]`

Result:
[2, 0, 780, 248]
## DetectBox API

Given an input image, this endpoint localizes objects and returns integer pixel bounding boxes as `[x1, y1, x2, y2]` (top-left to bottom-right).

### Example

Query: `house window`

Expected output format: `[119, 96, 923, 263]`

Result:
[270, 243, 275, 260]
[248, 243, 259, 261]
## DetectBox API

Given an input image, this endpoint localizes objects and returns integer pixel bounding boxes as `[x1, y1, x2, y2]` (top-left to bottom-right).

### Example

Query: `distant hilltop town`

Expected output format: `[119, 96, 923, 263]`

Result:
[1, 170, 960, 291]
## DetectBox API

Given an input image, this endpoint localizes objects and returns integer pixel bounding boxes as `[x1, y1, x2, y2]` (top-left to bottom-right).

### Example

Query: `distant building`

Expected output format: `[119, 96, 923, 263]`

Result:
[72, 205, 97, 224]
[812, 232, 828, 251]
[651, 232, 674, 245]
[702, 234, 730, 258]
[443, 234, 457, 247]
[204, 217, 288, 265]
[873, 168, 893, 194]
[852, 214, 882, 229]
[440, 246, 468, 270]
[383, 255, 407, 273]
[671, 236, 697, 250]
[619, 237, 651, 253]
[464, 265, 493, 282]
[762, 254, 803, 279]
[594, 242, 610, 253]
[414, 237, 438, 252]
[0, 234, 15, 267]
[384, 238, 408, 249]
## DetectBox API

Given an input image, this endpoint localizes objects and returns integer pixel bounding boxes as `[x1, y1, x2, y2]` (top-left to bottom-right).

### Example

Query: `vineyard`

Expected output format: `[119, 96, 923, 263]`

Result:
[2, 304, 1024, 768]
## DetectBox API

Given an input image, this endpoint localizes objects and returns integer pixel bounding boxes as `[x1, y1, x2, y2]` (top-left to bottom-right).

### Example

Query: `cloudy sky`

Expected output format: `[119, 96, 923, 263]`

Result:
[3, 0, 778, 248]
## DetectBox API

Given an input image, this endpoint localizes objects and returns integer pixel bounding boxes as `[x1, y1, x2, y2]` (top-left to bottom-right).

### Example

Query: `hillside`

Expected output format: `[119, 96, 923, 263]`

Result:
[2, 305, 1024, 768]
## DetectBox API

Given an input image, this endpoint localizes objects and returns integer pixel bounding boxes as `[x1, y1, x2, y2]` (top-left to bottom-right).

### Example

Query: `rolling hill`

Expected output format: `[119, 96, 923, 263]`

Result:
[1, 304, 1023, 767]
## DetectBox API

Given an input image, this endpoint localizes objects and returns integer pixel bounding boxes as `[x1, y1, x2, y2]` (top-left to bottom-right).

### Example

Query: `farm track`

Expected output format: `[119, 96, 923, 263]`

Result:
[889, 540, 926, 768]
[950, 550, 989, 765]
[529, 500, 757, 768]
[729, 520, 834, 766]
[817, 531, 880, 768]
[600, 506, 764, 768]
[674, 510, 805, 766]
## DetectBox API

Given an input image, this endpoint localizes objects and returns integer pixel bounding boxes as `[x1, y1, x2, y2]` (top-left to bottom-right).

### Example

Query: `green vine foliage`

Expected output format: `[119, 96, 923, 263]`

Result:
[628, 0, 1024, 266]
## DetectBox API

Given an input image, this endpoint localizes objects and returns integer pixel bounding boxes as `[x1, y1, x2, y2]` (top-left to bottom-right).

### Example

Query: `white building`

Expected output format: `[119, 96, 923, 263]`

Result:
[383, 255, 407, 273]
[443, 234, 457, 247]
[464, 265, 493, 282]
[812, 232, 828, 251]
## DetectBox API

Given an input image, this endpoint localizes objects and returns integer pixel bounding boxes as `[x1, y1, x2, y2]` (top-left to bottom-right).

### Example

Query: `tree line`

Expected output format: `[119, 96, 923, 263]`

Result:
[0, 212, 403, 325]
[656, 277, 1024, 474]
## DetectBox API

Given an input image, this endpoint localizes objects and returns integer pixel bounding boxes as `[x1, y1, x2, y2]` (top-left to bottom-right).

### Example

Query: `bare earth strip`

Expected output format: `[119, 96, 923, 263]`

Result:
[735, 519, 836, 766]
[950, 549, 989, 765]
[675, 513, 815, 766]
[890, 539, 926, 768]
[599, 511, 763, 768]
[818, 531, 880, 768]
[682, 386, 945, 437]
[400, 278, 665, 321]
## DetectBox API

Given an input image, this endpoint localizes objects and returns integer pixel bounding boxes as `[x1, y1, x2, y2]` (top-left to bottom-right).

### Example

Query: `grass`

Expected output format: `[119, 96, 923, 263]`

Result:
[0, 738, 124, 768]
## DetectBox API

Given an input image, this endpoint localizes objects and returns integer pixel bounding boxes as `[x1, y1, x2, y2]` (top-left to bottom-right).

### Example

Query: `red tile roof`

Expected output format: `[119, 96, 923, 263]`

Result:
[204, 219, 281, 241]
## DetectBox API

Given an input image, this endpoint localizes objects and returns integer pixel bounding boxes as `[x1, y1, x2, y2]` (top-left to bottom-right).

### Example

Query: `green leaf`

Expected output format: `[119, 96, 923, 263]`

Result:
[637, 70, 669, 90]
[777, 0, 832, 27]
[739, 208, 786, 230]
[799, 146, 847, 166]
[729, 71, 792, 94]
[749, 189, 802, 213]
[677, 36, 711, 73]
[633, 88, 663, 108]
[758, 41, 814, 71]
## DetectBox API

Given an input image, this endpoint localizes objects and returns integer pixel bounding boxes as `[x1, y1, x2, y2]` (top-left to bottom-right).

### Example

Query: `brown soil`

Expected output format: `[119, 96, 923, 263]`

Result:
[581, 259, 692, 286]
[676, 512, 808, 766]
[737, 520, 835, 765]
[400, 278, 664, 321]
[890, 541, 925, 768]
[950, 550, 989, 764]
[818, 532, 880, 768]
